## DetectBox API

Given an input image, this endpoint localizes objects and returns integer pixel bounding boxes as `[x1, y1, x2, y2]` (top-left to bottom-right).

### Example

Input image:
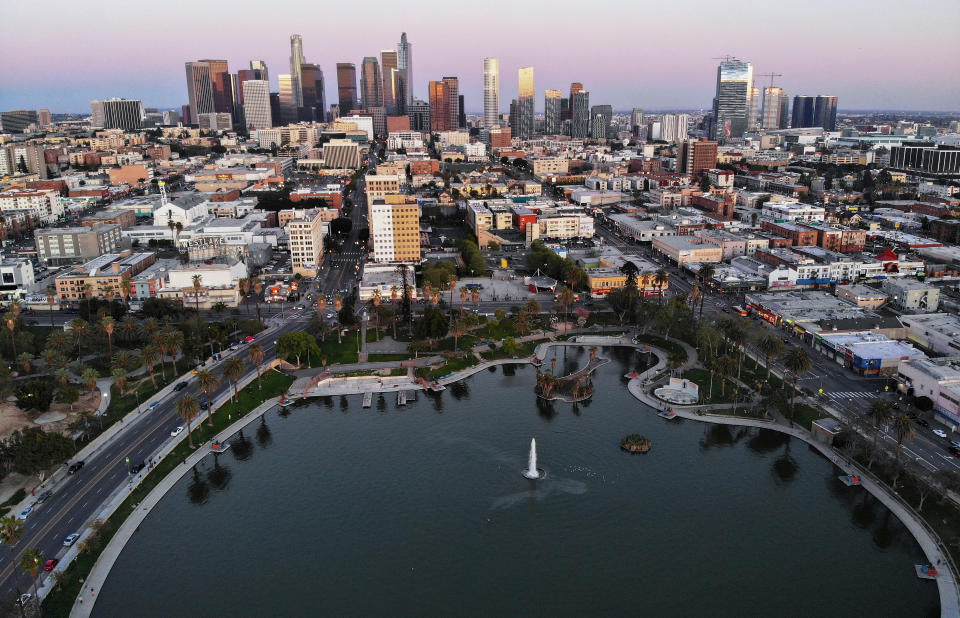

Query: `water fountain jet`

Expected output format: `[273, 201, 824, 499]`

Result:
[522, 438, 545, 479]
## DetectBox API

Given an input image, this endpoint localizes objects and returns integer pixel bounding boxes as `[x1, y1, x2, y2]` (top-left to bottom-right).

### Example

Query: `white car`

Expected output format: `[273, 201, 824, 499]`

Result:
[17, 507, 32, 520]
[148, 401, 159, 410]
[63, 533, 80, 547]
[170, 426, 184, 437]
[933, 429, 948, 439]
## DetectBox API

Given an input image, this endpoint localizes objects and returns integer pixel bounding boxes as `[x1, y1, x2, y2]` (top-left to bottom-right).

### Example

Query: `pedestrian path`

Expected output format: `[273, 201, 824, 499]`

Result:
[825, 391, 881, 401]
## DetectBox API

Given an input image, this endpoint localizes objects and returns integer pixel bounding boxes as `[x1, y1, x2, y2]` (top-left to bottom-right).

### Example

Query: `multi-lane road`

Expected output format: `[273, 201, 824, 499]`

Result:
[0, 315, 310, 601]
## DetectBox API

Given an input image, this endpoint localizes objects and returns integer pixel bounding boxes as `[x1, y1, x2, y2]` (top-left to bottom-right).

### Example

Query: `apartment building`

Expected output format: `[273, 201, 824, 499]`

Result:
[35, 224, 123, 266]
[369, 201, 420, 263]
[55, 252, 157, 303]
[365, 174, 402, 201]
[287, 209, 329, 277]
[0, 189, 64, 224]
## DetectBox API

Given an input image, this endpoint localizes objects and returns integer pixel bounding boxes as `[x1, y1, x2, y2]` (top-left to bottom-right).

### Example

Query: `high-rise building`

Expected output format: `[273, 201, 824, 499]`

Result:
[37, 110, 51, 128]
[590, 105, 612, 140]
[517, 67, 535, 139]
[235, 69, 258, 105]
[630, 108, 644, 136]
[570, 82, 583, 95]
[287, 209, 328, 277]
[250, 60, 269, 84]
[0, 143, 47, 178]
[570, 90, 590, 138]
[289, 35, 305, 108]
[761, 87, 789, 130]
[711, 58, 753, 142]
[369, 201, 421, 264]
[397, 32, 413, 111]
[544, 90, 562, 135]
[278, 75, 297, 125]
[458, 95, 465, 129]
[408, 99, 430, 132]
[381, 50, 399, 113]
[791, 95, 815, 128]
[184, 62, 214, 124]
[90, 99, 144, 130]
[337, 63, 358, 115]
[660, 113, 689, 144]
[162, 110, 180, 125]
[442, 77, 459, 131]
[747, 86, 762, 131]
[242, 80, 271, 130]
[300, 64, 326, 122]
[428, 81, 450, 132]
[814, 95, 838, 131]
[360, 57, 383, 111]
[677, 138, 718, 175]
[483, 58, 500, 128]
[198, 59, 233, 115]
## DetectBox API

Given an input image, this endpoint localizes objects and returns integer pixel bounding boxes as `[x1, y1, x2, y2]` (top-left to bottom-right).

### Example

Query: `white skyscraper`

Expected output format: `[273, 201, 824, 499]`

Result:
[483, 58, 500, 128]
[242, 80, 271, 130]
[397, 32, 413, 110]
[289, 34, 305, 108]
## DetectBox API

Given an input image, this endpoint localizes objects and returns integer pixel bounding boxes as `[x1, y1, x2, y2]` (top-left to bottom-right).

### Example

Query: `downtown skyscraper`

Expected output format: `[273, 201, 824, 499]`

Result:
[570, 83, 590, 139]
[516, 67, 535, 139]
[711, 58, 753, 142]
[761, 87, 789, 130]
[242, 80, 271, 130]
[300, 63, 325, 122]
[791, 95, 815, 128]
[337, 63, 358, 115]
[381, 50, 399, 113]
[289, 35, 305, 109]
[814, 95, 838, 131]
[360, 56, 383, 111]
[428, 77, 458, 132]
[483, 58, 499, 128]
[396, 32, 413, 113]
[544, 89, 561, 135]
[184, 61, 214, 124]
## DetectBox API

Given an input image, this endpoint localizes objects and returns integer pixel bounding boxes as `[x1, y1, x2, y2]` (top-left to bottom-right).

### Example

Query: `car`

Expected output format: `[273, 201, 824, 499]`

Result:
[16, 594, 32, 607]
[199, 398, 209, 410]
[933, 429, 948, 439]
[174, 381, 188, 391]
[148, 401, 159, 410]
[129, 462, 145, 475]
[916, 418, 930, 428]
[244, 335, 255, 343]
[17, 507, 32, 520]
[63, 533, 80, 547]
[951, 440, 960, 450]
[37, 490, 52, 504]
[42, 559, 58, 571]
[68, 461, 84, 474]
[171, 425, 184, 437]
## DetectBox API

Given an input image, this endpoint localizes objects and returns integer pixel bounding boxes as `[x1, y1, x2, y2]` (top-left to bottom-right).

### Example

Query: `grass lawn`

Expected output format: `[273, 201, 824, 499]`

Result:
[423, 355, 480, 380]
[681, 368, 745, 405]
[788, 403, 825, 431]
[634, 333, 687, 363]
[42, 370, 294, 616]
[310, 337, 360, 366]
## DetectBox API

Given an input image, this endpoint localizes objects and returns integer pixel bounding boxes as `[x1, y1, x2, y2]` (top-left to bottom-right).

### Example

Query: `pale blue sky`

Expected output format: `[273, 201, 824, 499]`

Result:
[1, 0, 958, 113]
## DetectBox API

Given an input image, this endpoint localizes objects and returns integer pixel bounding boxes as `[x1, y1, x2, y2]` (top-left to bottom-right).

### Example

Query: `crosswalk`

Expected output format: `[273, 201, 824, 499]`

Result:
[824, 391, 880, 402]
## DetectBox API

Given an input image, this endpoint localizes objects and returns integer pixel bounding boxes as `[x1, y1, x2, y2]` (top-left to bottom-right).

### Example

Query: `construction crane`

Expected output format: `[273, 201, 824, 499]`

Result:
[756, 72, 783, 88]
[712, 55, 738, 62]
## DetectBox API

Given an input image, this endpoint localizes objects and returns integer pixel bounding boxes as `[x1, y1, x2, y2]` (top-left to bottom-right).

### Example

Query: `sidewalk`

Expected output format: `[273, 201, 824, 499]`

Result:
[71, 396, 284, 617]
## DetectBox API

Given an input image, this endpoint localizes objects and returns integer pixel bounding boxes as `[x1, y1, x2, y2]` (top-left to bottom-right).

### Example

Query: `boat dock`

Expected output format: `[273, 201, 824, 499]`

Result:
[397, 391, 407, 406]
[362, 392, 372, 408]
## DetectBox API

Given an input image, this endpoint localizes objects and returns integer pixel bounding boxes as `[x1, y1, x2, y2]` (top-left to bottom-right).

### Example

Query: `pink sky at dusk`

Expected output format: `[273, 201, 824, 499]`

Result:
[2, 0, 958, 113]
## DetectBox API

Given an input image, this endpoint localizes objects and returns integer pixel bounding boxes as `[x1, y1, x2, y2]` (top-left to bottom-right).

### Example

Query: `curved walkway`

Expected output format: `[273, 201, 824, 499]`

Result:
[626, 368, 960, 616]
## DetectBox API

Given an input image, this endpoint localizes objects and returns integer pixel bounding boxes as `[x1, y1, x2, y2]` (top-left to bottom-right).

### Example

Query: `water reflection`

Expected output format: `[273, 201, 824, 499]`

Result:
[256, 417, 273, 448]
[772, 451, 798, 483]
[699, 424, 751, 450]
[536, 397, 557, 421]
[487, 365, 497, 373]
[852, 493, 877, 529]
[376, 393, 387, 411]
[747, 430, 790, 454]
[208, 457, 232, 490]
[187, 466, 209, 505]
[231, 430, 254, 461]
[450, 382, 469, 400]
[426, 390, 443, 412]
[321, 396, 333, 409]
[873, 511, 895, 549]
[339, 395, 349, 411]
[501, 364, 516, 377]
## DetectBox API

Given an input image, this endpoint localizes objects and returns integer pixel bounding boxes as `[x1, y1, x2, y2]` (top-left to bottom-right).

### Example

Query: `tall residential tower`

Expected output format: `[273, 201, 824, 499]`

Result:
[483, 58, 500, 128]
[711, 58, 753, 142]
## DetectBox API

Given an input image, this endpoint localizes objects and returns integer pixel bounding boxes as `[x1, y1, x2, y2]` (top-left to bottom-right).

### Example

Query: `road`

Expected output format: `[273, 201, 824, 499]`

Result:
[0, 315, 310, 602]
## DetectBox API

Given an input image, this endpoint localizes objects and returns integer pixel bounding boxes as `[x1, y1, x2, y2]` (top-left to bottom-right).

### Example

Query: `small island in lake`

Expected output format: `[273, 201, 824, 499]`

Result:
[620, 434, 652, 453]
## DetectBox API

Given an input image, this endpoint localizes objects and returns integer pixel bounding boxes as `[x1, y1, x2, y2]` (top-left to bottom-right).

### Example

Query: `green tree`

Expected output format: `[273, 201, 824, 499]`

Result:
[414, 305, 449, 347]
[275, 331, 320, 367]
[19, 546, 43, 608]
[893, 412, 915, 488]
[782, 347, 812, 423]
[0, 515, 26, 617]
[222, 357, 246, 403]
[195, 369, 219, 425]
[869, 400, 893, 468]
[248, 343, 265, 390]
[755, 333, 783, 379]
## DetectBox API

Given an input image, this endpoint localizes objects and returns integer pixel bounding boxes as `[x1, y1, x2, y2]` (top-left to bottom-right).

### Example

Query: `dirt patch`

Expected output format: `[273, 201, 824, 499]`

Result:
[0, 389, 102, 441]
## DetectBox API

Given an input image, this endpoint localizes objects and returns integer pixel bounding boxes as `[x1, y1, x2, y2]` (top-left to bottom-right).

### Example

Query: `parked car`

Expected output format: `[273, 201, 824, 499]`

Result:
[200, 399, 209, 410]
[63, 533, 80, 547]
[170, 426, 184, 437]
[148, 401, 159, 410]
[951, 440, 960, 450]
[17, 507, 32, 520]
[244, 335, 255, 343]
[916, 419, 930, 428]
[174, 381, 188, 391]
[42, 559, 58, 571]
[933, 429, 948, 439]
[37, 490, 52, 504]
[129, 461, 145, 475]
[68, 461, 85, 474]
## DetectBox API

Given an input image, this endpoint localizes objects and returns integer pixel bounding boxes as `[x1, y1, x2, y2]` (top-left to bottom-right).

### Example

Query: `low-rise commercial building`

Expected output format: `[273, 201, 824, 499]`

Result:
[896, 357, 960, 429]
[899, 313, 960, 356]
[882, 278, 940, 313]
[835, 284, 888, 309]
[814, 331, 924, 376]
[55, 252, 157, 303]
[0, 259, 34, 301]
[34, 224, 123, 267]
[652, 237, 722, 265]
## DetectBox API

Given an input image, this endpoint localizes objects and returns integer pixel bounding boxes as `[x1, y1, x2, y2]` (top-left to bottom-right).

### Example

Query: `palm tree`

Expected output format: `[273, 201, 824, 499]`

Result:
[82, 283, 93, 316]
[195, 370, 219, 425]
[118, 275, 132, 310]
[71, 318, 88, 364]
[101, 315, 116, 360]
[716, 355, 735, 396]
[558, 287, 575, 334]
[893, 413, 915, 487]
[696, 263, 715, 322]
[111, 367, 128, 396]
[141, 344, 161, 387]
[448, 278, 458, 309]
[252, 277, 263, 323]
[153, 331, 170, 379]
[370, 290, 382, 340]
[175, 394, 199, 449]
[755, 333, 784, 379]
[450, 319, 466, 351]
[46, 286, 56, 328]
[166, 328, 184, 369]
[390, 286, 399, 339]
[16, 352, 31, 374]
[191, 273, 204, 320]
[459, 287, 468, 316]
[248, 343, 265, 390]
[654, 268, 668, 304]
[223, 357, 245, 403]
[782, 347, 812, 423]
[0, 515, 26, 617]
[82, 367, 99, 393]
[333, 294, 343, 343]
[20, 546, 43, 614]
[4, 312, 17, 359]
[239, 278, 251, 316]
[869, 400, 892, 467]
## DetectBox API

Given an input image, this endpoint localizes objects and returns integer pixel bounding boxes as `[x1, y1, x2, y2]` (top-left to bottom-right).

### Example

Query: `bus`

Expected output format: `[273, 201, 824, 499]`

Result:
[731, 305, 749, 316]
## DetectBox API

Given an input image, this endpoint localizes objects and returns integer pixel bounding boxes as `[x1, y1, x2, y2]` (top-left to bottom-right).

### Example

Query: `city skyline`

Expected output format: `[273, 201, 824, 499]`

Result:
[2, 0, 958, 114]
